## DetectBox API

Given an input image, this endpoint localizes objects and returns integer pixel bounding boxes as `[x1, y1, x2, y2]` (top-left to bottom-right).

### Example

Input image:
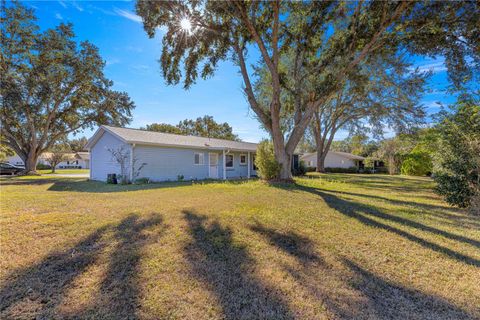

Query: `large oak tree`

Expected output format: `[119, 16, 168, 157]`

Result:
[135, 1, 478, 179]
[0, 1, 135, 173]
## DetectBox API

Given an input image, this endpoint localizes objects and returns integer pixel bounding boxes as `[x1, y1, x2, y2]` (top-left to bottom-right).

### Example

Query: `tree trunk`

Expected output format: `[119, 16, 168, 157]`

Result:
[24, 150, 39, 174]
[51, 165, 56, 173]
[316, 151, 327, 173]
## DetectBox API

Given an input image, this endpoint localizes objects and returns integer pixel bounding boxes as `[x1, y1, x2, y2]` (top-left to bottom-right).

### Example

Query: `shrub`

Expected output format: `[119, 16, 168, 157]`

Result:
[292, 160, 307, 176]
[255, 140, 281, 180]
[37, 163, 52, 170]
[401, 151, 432, 176]
[324, 167, 358, 173]
[433, 102, 479, 208]
[177, 174, 185, 181]
[306, 167, 316, 172]
[135, 177, 150, 184]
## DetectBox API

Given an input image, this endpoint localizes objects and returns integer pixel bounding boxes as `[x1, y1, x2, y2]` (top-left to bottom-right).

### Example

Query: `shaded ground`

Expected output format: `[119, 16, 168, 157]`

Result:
[1, 174, 479, 319]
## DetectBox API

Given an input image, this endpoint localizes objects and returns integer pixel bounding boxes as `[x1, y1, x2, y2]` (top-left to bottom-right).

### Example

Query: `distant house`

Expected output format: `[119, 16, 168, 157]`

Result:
[5, 152, 90, 169]
[300, 151, 365, 170]
[85, 125, 260, 182]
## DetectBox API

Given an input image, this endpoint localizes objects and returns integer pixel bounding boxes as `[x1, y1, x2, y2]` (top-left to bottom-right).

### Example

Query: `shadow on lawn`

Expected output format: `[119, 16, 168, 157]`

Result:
[340, 258, 474, 319]
[0, 213, 164, 319]
[293, 184, 480, 267]
[183, 210, 294, 320]
[248, 221, 474, 318]
[250, 223, 322, 264]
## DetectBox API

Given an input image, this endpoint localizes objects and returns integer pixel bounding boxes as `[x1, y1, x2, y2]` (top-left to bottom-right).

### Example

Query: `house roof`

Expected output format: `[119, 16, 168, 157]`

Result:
[300, 151, 365, 161]
[75, 152, 90, 160]
[86, 125, 258, 152]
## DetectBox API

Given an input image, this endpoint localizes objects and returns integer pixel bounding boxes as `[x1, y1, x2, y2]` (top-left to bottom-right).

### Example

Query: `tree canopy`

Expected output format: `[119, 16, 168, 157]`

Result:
[142, 115, 240, 141]
[0, 1, 135, 173]
[136, 0, 479, 179]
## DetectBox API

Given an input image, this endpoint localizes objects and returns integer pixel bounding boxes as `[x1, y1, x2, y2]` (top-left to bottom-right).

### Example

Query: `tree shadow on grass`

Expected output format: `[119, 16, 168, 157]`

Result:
[0, 226, 108, 319]
[71, 213, 165, 319]
[0, 214, 165, 319]
[249, 223, 322, 265]
[341, 258, 475, 319]
[183, 210, 294, 320]
[293, 184, 480, 267]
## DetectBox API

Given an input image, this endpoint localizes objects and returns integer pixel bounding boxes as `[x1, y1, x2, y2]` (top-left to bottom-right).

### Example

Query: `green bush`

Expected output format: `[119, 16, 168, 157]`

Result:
[255, 140, 281, 180]
[292, 160, 307, 176]
[325, 167, 358, 173]
[306, 167, 316, 172]
[401, 151, 433, 176]
[135, 177, 150, 184]
[36, 163, 52, 170]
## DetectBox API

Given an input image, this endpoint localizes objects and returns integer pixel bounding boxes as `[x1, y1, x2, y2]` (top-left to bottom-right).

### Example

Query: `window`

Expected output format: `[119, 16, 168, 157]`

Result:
[194, 153, 204, 165]
[225, 154, 234, 168]
[239, 154, 247, 165]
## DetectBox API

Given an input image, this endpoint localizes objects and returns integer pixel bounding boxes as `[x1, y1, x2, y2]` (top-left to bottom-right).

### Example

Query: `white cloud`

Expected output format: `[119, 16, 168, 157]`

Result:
[106, 58, 120, 66]
[72, 1, 84, 12]
[58, 1, 67, 8]
[114, 8, 142, 23]
[55, 13, 63, 20]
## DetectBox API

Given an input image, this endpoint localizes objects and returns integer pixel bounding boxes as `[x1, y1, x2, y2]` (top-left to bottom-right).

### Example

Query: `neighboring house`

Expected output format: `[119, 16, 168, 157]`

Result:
[300, 151, 365, 170]
[5, 152, 90, 169]
[85, 125, 259, 182]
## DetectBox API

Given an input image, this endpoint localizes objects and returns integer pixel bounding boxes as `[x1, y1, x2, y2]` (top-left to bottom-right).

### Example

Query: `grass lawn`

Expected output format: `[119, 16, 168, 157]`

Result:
[38, 169, 90, 175]
[0, 174, 479, 319]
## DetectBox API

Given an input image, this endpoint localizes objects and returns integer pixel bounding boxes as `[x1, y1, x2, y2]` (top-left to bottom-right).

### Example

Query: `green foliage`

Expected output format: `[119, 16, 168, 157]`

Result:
[325, 167, 358, 174]
[1, 2, 134, 172]
[67, 137, 89, 152]
[292, 161, 307, 176]
[143, 116, 240, 141]
[433, 100, 480, 208]
[401, 152, 433, 176]
[255, 140, 281, 180]
[135, 0, 479, 180]
[177, 175, 185, 182]
[36, 163, 52, 170]
[0, 143, 15, 161]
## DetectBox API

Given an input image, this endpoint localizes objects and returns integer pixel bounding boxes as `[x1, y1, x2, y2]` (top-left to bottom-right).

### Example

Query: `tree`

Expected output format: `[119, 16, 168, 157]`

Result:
[143, 123, 182, 135]
[255, 140, 281, 180]
[375, 136, 414, 175]
[433, 99, 480, 210]
[43, 143, 73, 173]
[68, 137, 89, 152]
[136, 1, 478, 179]
[107, 146, 147, 184]
[0, 143, 14, 162]
[401, 151, 433, 176]
[1, 2, 134, 174]
[143, 116, 240, 141]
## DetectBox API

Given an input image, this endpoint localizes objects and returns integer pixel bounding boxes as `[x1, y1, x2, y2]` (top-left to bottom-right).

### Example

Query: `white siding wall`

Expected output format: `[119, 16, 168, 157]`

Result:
[302, 152, 357, 169]
[90, 131, 130, 181]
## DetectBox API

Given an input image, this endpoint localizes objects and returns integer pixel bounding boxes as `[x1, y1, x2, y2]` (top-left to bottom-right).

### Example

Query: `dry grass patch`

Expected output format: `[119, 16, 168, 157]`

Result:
[0, 174, 479, 319]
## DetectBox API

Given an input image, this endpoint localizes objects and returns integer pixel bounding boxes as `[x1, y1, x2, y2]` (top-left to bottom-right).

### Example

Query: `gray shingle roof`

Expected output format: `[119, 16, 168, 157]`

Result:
[102, 125, 258, 152]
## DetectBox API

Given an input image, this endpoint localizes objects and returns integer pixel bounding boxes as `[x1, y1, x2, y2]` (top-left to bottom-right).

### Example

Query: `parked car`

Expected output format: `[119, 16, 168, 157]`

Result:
[0, 163, 24, 175]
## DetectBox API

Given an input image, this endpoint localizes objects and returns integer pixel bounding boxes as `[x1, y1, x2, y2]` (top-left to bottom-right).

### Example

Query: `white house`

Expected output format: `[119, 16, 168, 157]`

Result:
[5, 152, 90, 169]
[85, 125, 259, 182]
[300, 151, 364, 169]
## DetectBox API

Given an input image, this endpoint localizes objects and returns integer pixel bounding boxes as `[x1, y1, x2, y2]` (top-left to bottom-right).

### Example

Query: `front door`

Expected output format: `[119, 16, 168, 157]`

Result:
[209, 153, 219, 179]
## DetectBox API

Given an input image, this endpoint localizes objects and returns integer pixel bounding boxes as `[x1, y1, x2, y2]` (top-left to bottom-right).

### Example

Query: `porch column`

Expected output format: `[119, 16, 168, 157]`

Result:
[247, 152, 251, 178]
[222, 149, 226, 180]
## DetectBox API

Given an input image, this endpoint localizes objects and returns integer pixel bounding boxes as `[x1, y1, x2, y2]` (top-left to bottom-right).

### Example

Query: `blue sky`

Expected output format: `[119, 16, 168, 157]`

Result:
[27, 1, 457, 142]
